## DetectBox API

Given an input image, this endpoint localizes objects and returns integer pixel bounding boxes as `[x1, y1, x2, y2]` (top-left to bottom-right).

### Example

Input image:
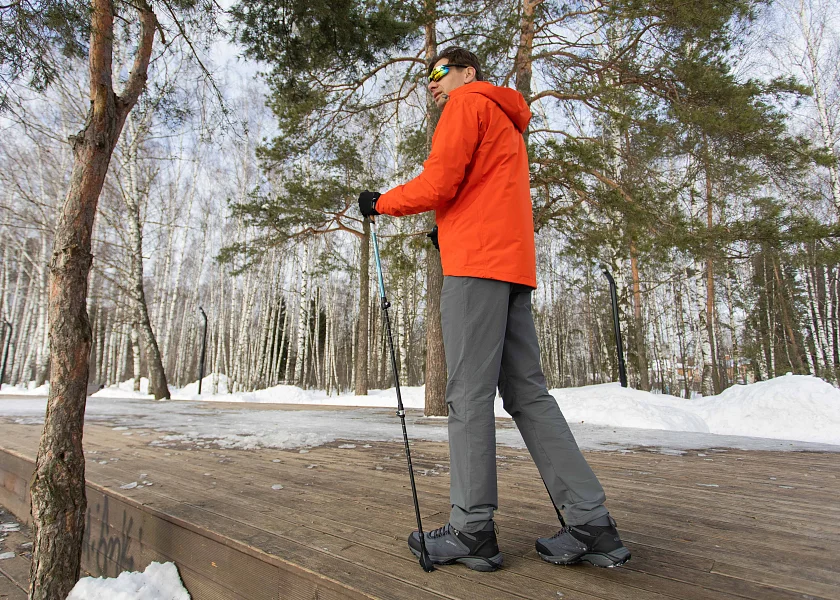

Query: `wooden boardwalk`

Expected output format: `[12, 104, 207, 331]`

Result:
[0, 406, 838, 599]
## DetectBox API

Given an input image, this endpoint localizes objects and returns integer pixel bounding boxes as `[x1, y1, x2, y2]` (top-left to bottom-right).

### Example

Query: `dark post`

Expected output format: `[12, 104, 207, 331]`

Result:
[198, 307, 208, 395]
[0, 321, 11, 390]
[600, 266, 628, 388]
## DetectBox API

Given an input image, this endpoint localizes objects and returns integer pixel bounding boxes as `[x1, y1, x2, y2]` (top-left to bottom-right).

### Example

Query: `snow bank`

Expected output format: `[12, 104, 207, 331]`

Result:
[549, 384, 710, 433]
[547, 375, 840, 445]
[90, 378, 152, 399]
[174, 373, 230, 398]
[690, 375, 840, 445]
[169, 373, 840, 446]
[0, 381, 49, 395]
[6, 372, 839, 446]
[67, 561, 190, 600]
[170, 375, 427, 408]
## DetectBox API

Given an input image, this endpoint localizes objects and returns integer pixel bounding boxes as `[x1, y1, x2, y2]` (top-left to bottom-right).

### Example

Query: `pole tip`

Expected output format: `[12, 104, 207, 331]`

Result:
[419, 549, 435, 572]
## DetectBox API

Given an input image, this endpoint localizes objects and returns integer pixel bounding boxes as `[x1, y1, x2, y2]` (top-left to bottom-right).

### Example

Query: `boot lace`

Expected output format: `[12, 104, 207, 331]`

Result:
[427, 524, 453, 539]
[550, 525, 574, 539]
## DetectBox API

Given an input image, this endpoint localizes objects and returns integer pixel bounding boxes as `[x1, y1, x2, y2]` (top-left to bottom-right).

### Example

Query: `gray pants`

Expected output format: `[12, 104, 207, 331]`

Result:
[441, 276, 608, 533]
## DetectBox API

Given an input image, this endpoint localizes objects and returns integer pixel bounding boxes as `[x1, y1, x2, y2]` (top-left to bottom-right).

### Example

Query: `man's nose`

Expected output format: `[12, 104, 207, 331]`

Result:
[428, 80, 438, 92]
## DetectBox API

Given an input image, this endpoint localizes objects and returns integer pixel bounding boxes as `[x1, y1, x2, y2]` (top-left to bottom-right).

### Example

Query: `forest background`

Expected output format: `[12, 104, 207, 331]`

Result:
[2, 0, 840, 415]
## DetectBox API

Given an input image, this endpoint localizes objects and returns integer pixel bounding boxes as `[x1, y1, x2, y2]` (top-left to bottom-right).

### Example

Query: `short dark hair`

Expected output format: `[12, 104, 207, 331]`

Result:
[428, 46, 484, 82]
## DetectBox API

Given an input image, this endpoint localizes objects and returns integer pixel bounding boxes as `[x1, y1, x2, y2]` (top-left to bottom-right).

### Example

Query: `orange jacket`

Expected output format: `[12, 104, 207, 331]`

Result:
[376, 81, 537, 288]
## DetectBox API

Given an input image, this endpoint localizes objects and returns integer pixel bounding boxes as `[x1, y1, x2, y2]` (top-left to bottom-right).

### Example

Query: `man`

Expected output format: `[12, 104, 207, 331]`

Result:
[358, 47, 630, 572]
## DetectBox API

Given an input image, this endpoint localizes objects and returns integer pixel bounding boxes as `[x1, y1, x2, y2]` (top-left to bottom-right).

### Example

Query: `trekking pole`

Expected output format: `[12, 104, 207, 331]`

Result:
[369, 217, 435, 573]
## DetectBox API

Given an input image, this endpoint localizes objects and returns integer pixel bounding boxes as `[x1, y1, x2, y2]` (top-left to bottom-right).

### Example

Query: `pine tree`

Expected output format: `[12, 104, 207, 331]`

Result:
[1, 2, 220, 597]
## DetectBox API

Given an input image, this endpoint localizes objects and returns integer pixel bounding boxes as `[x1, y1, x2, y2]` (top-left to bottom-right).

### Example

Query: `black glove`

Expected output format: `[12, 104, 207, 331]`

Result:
[358, 190, 380, 218]
[427, 225, 439, 251]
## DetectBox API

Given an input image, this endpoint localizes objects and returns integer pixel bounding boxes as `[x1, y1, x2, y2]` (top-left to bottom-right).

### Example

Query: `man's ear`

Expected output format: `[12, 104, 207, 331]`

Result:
[465, 66, 476, 83]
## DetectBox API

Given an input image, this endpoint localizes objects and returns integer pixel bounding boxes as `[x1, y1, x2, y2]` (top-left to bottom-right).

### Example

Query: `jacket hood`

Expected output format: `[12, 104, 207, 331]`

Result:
[451, 81, 532, 133]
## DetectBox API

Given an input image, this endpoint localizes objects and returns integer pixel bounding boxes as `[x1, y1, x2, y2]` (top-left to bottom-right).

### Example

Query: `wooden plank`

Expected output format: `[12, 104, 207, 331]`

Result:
[0, 449, 33, 526]
[80, 436, 840, 596]
[0, 446, 423, 600]
[90, 467, 609, 600]
[83, 488, 281, 600]
[145, 445, 837, 572]
[0, 576, 27, 600]
[111, 446, 829, 600]
[91, 449, 751, 600]
[1, 420, 839, 600]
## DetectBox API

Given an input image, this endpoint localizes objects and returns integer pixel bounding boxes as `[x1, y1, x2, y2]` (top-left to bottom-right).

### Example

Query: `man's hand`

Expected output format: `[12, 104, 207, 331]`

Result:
[358, 191, 380, 219]
[427, 226, 439, 251]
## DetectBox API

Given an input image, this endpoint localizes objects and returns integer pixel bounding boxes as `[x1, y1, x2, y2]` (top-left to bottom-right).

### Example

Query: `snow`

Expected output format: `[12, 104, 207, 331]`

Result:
[91, 378, 153, 399]
[170, 374, 425, 408]
[171, 374, 230, 398]
[163, 373, 840, 446]
[67, 561, 190, 600]
[693, 376, 840, 445]
[0, 381, 49, 395]
[1, 374, 839, 450]
[547, 375, 840, 446]
[550, 384, 711, 433]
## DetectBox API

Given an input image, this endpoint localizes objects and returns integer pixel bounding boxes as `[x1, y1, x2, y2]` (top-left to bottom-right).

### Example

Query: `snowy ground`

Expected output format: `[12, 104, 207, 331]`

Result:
[1, 374, 839, 453]
[94, 372, 840, 447]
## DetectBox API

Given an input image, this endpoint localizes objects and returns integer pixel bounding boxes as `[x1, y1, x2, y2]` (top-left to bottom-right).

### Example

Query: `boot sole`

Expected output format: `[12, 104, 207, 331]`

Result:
[538, 546, 631, 568]
[410, 547, 504, 572]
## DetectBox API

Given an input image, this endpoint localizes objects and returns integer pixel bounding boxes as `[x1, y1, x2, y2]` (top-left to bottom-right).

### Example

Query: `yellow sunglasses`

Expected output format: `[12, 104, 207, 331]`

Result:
[428, 63, 470, 83]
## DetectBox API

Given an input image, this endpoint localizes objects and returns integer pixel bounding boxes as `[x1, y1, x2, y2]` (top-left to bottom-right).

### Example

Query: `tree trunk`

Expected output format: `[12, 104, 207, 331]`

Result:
[16, 264, 38, 384]
[125, 190, 169, 399]
[629, 241, 649, 390]
[29, 1, 156, 597]
[703, 149, 722, 394]
[674, 279, 690, 398]
[104, 301, 117, 386]
[277, 293, 290, 386]
[423, 3, 447, 416]
[293, 244, 310, 386]
[355, 219, 370, 395]
[131, 325, 141, 391]
[514, 0, 539, 145]
[33, 238, 50, 387]
[772, 256, 805, 372]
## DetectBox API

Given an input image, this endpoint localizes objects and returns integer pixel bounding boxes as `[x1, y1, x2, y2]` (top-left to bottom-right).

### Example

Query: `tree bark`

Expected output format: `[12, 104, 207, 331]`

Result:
[703, 147, 722, 394]
[514, 0, 540, 145]
[294, 244, 310, 386]
[29, 1, 156, 597]
[125, 180, 169, 399]
[131, 325, 141, 391]
[423, 1, 447, 416]
[772, 256, 806, 372]
[629, 241, 649, 390]
[355, 219, 370, 395]
[33, 238, 50, 387]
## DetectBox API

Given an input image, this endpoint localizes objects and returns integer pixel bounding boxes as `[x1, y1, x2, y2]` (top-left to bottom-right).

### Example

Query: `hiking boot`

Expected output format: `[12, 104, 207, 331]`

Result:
[408, 522, 503, 571]
[536, 517, 631, 567]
